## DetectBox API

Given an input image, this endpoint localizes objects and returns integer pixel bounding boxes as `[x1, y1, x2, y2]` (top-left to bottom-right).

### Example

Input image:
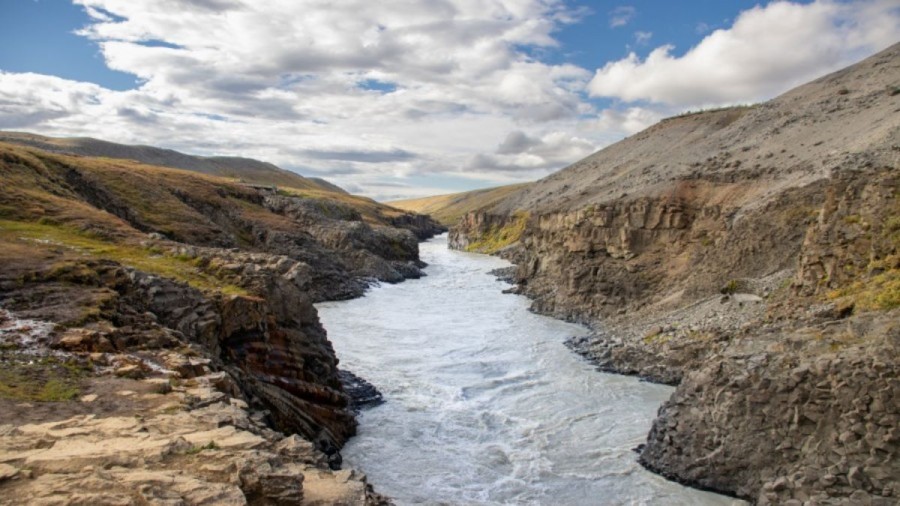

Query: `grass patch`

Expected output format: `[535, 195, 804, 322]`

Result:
[185, 441, 220, 454]
[829, 269, 900, 311]
[0, 219, 248, 296]
[0, 356, 85, 402]
[720, 279, 744, 295]
[465, 212, 529, 254]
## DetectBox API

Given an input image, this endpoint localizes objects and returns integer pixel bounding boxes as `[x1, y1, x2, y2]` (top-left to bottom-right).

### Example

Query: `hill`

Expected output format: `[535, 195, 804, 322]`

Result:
[0, 131, 345, 193]
[0, 140, 443, 502]
[387, 183, 530, 226]
[450, 43, 900, 504]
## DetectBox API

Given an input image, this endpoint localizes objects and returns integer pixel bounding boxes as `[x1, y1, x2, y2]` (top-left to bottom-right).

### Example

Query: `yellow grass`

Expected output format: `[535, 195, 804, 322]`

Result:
[388, 183, 531, 226]
[0, 219, 247, 296]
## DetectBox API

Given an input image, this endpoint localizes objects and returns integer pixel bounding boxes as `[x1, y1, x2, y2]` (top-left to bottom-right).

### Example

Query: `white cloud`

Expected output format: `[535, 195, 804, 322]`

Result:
[0, 0, 896, 200]
[609, 6, 636, 28]
[592, 107, 665, 138]
[0, 0, 602, 198]
[0, 72, 107, 129]
[463, 130, 596, 173]
[590, 0, 900, 107]
[634, 31, 652, 45]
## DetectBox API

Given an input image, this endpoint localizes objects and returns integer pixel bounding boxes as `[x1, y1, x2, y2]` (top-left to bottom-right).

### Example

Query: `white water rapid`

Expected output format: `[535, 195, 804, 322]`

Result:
[317, 234, 740, 505]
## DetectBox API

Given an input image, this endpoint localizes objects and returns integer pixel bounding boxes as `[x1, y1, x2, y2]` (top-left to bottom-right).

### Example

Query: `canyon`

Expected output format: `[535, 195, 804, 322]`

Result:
[0, 40, 897, 506]
[441, 43, 900, 504]
[0, 140, 442, 504]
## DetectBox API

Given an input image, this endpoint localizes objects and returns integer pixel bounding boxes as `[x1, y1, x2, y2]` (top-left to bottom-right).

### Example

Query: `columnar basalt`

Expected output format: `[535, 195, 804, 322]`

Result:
[449, 44, 900, 504]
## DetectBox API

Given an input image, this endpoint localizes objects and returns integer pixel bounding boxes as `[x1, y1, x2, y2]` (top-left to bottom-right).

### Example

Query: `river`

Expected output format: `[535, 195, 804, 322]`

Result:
[316, 234, 739, 505]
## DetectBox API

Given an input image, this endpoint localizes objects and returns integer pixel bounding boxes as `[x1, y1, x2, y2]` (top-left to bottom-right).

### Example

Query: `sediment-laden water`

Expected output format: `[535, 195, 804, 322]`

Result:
[317, 234, 739, 505]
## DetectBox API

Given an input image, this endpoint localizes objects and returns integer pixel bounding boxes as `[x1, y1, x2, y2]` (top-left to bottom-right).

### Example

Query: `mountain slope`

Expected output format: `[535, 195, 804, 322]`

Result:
[486, 45, 898, 215]
[0, 131, 343, 193]
[450, 42, 900, 504]
[0, 139, 442, 460]
[387, 183, 530, 226]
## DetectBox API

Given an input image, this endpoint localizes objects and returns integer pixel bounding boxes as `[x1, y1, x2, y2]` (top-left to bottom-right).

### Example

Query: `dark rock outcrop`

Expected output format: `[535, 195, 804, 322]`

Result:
[0, 137, 442, 482]
[641, 325, 900, 505]
[450, 44, 900, 504]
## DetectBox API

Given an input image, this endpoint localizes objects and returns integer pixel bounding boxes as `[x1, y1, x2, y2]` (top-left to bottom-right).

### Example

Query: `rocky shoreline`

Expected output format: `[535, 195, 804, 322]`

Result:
[0, 140, 446, 504]
[0, 307, 390, 505]
[474, 177, 900, 505]
[449, 45, 900, 505]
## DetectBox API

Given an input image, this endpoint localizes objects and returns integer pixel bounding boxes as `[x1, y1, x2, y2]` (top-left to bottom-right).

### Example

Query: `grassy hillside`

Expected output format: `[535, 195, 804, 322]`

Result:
[0, 141, 439, 295]
[388, 183, 530, 226]
[0, 131, 344, 194]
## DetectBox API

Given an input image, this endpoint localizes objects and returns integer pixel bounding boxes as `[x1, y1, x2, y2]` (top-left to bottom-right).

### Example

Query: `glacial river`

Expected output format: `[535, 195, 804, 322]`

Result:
[317, 234, 739, 505]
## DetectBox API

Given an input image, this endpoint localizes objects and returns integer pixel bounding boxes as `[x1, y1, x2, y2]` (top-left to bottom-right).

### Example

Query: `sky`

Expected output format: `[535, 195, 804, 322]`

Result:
[0, 1, 897, 200]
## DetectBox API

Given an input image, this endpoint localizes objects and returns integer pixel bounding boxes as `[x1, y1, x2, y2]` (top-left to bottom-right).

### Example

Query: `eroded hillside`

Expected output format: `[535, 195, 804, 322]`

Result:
[0, 141, 441, 503]
[450, 43, 900, 504]
[0, 131, 343, 193]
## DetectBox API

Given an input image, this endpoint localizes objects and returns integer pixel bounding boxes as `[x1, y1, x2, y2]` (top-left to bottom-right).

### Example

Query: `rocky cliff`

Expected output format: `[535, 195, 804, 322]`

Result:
[450, 43, 900, 504]
[0, 140, 443, 503]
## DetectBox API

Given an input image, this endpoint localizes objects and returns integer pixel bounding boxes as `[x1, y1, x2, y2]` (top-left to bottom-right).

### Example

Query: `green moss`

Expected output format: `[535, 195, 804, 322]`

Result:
[0, 219, 248, 296]
[829, 269, 900, 311]
[642, 329, 665, 344]
[720, 279, 743, 294]
[185, 441, 220, 454]
[465, 212, 529, 254]
[35, 379, 81, 401]
[0, 356, 85, 402]
[886, 216, 900, 233]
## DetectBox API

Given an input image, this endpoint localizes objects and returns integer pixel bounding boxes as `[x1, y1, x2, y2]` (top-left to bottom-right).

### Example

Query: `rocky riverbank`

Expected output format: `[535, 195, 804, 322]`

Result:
[0, 307, 387, 505]
[449, 44, 900, 504]
[0, 140, 444, 503]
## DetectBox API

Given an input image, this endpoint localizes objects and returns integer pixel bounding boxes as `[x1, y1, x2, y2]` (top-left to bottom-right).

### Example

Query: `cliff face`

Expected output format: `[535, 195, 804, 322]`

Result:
[450, 43, 900, 503]
[0, 140, 442, 501]
[0, 303, 387, 505]
[637, 170, 900, 504]
[452, 177, 824, 328]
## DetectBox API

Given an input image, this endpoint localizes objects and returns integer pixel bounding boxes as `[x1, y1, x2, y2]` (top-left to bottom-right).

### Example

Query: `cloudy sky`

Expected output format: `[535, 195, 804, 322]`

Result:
[1, 1, 897, 200]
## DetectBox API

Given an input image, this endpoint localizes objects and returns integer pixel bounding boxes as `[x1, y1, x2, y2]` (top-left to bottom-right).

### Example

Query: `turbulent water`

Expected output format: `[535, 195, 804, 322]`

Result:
[317, 235, 739, 505]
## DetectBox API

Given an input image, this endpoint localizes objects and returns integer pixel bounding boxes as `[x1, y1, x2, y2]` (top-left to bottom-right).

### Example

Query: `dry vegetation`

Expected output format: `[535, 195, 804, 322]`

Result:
[0, 140, 432, 302]
[388, 183, 531, 226]
[464, 211, 529, 254]
[0, 131, 338, 193]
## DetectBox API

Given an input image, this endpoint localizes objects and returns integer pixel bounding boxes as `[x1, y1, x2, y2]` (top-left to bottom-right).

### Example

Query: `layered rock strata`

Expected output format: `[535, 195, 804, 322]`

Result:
[450, 44, 900, 504]
[0, 139, 443, 503]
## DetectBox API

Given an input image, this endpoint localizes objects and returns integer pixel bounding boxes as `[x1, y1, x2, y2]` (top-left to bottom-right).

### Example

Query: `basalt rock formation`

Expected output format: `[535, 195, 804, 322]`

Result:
[450, 43, 900, 504]
[0, 139, 442, 503]
[0, 307, 388, 505]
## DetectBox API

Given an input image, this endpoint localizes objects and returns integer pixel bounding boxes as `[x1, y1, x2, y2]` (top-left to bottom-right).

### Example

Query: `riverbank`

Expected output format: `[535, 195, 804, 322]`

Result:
[317, 234, 741, 505]
[446, 45, 900, 504]
[0, 140, 444, 503]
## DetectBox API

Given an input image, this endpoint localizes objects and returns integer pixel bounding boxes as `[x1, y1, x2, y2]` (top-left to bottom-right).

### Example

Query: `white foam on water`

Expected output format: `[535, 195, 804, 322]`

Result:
[317, 234, 744, 506]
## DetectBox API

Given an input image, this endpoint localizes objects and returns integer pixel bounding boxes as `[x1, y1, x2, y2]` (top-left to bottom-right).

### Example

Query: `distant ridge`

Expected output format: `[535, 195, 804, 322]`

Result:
[0, 131, 345, 193]
[388, 183, 530, 226]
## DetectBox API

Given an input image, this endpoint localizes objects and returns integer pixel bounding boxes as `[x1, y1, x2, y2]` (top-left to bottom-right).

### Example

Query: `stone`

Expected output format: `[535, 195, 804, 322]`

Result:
[0, 463, 19, 481]
[114, 364, 145, 379]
